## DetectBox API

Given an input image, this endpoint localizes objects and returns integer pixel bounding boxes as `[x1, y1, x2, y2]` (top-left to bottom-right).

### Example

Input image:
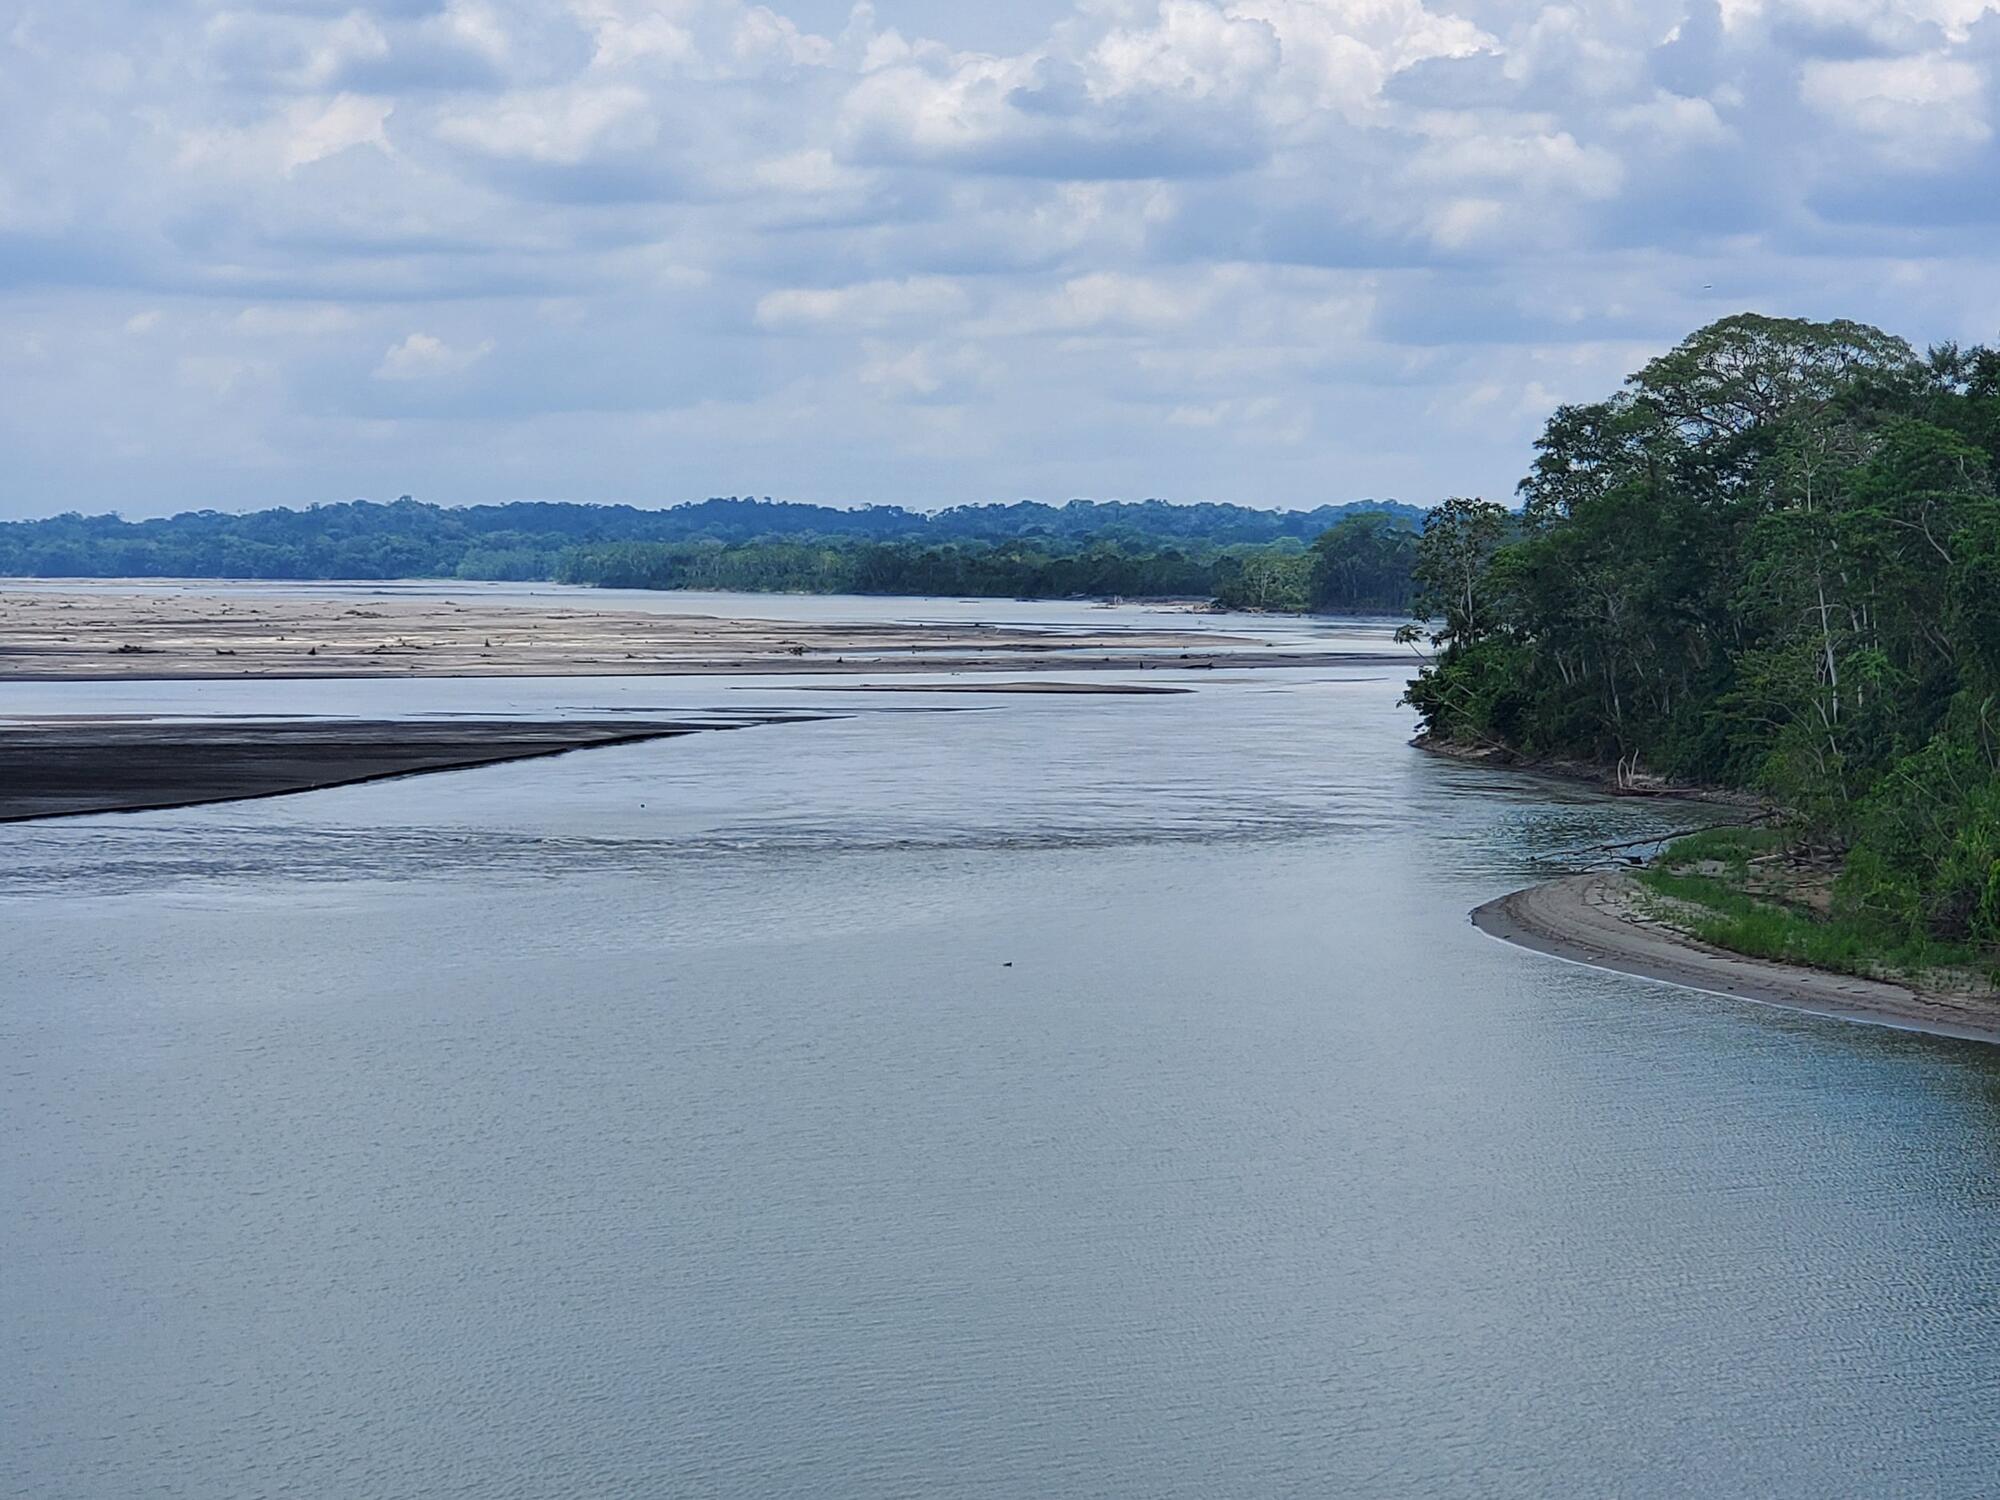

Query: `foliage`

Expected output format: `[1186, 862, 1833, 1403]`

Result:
[1649, 824, 1786, 872]
[0, 495, 1422, 612]
[1407, 313, 2000, 950]
[1409, 498, 1511, 647]
[1635, 866, 1980, 982]
[1838, 704, 2000, 948]
[1306, 511, 1420, 612]
[1210, 545, 1314, 612]
[561, 523, 1417, 612]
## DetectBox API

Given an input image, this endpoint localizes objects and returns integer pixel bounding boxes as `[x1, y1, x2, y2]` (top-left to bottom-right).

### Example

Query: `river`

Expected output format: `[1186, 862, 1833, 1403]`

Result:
[3, 592, 1997, 1496]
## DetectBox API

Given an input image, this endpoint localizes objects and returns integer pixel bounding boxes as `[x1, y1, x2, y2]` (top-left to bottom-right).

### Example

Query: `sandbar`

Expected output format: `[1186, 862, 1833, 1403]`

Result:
[0, 589, 1394, 681]
[1475, 872, 2000, 1047]
[0, 716, 807, 822]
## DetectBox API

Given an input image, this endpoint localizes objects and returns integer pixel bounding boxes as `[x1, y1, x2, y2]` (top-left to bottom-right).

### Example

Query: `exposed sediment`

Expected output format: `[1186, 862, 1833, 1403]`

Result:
[0, 716, 804, 822]
[0, 589, 1393, 681]
[1474, 872, 2000, 1047]
[787, 680, 1192, 695]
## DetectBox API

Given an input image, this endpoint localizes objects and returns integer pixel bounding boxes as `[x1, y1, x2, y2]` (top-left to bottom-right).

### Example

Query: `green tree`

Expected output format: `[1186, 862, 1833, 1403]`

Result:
[1403, 313, 2000, 949]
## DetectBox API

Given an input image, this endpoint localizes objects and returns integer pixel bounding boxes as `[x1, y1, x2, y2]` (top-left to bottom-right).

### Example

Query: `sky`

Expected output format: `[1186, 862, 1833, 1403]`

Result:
[3, 1, 1999, 519]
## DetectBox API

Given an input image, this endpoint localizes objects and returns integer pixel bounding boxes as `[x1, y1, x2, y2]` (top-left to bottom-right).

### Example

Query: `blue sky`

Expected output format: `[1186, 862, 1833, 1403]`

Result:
[3, 0, 1998, 518]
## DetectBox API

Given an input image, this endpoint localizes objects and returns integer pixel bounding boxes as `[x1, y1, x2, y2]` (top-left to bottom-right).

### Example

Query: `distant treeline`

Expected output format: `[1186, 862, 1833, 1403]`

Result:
[558, 510, 1420, 613]
[0, 496, 1424, 613]
[1404, 314, 2000, 952]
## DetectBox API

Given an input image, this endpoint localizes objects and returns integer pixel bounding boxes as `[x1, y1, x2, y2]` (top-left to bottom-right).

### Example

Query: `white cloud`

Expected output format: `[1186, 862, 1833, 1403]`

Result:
[1609, 94, 1733, 146]
[752, 147, 867, 195]
[1234, 0, 1492, 118]
[202, 9, 392, 92]
[857, 339, 992, 400]
[755, 277, 970, 330]
[1801, 53, 1991, 159]
[570, 0, 698, 70]
[1728, 0, 2000, 46]
[1166, 393, 1309, 443]
[568, 0, 834, 77]
[1413, 128, 1624, 202]
[2, 0, 2000, 515]
[176, 93, 393, 176]
[236, 306, 358, 337]
[996, 270, 1220, 335]
[176, 355, 260, 397]
[374, 333, 495, 380]
[436, 84, 656, 164]
[1087, 3, 1282, 102]
[730, 6, 835, 73]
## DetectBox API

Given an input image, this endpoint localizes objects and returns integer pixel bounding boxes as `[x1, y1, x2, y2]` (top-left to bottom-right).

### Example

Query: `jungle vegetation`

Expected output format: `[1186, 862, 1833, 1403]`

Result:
[559, 509, 1418, 613]
[0, 496, 1421, 613]
[1403, 314, 2000, 954]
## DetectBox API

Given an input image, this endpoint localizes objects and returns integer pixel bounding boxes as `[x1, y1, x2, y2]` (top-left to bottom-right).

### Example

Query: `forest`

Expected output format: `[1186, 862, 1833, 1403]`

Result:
[1403, 314, 2000, 953]
[559, 510, 1417, 613]
[0, 496, 1421, 613]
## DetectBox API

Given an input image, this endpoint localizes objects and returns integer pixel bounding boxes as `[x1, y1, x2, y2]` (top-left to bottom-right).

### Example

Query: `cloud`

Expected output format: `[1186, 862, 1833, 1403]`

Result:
[1801, 52, 1992, 159]
[856, 339, 993, 401]
[835, 46, 1273, 179]
[1, 0, 1999, 515]
[175, 93, 394, 175]
[236, 304, 358, 336]
[202, 9, 393, 93]
[989, 270, 1225, 335]
[754, 276, 970, 330]
[373, 331, 494, 379]
[434, 84, 656, 165]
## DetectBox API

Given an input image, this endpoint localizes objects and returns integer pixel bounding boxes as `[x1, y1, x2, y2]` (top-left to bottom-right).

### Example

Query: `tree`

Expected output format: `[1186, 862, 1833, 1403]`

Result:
[1408, 498, 1508, 647]
[1308, 512, 1418, 612]
[1402, 312, 2000, 948]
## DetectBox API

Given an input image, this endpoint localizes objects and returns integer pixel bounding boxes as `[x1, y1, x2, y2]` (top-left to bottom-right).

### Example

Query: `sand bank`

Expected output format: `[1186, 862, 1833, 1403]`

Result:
[0, 589, 1390, 681]
[1475, 873, 2000, 1047]
[788, 680, 1191, 695]
[0, 716, 805, 822]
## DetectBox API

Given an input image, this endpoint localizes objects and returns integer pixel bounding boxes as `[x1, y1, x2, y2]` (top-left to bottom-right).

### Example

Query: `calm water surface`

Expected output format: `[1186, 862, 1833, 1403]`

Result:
[4, 600, 1998, 1497]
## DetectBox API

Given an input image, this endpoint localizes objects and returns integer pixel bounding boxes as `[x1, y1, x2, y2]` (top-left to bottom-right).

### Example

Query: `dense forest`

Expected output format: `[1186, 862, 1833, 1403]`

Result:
[1404, 314, 2000, 952]
[560, 510, 1418, 613]
[0, 496, 1421, 613]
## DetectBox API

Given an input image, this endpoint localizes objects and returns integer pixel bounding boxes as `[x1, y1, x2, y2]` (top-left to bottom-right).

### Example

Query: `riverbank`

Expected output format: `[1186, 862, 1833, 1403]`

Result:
[0, 716, 805, 821]
[0, 588, 1392, 681]
[1475, 872, 2000, 1046]
[1415, 733, 1764, 808]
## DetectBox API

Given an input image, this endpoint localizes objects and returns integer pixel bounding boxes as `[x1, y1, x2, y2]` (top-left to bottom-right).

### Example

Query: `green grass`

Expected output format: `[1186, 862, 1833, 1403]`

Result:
[1650, 823, 1786, 873]
[1636, 863, 1983, 984]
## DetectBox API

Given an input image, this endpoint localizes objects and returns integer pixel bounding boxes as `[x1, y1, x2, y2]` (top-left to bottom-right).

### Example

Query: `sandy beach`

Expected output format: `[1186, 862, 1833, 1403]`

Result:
[0, 589, 1387, 681]
[1476, 872, 2000, 1047]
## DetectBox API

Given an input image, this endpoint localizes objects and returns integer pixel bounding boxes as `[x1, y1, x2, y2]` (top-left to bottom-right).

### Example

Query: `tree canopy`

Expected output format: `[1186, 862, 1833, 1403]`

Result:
[0, 495, 1422, 613]
[0, 494, 1422, 609]
[1406, 314, 2000, 950]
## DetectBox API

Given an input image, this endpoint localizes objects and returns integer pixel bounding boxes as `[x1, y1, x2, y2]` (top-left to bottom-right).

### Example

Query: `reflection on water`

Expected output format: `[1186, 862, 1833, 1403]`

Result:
[3, 653, 1998, 1498]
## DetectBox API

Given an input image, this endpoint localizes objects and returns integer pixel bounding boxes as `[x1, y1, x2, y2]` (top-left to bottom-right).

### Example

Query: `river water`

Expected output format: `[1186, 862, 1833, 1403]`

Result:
[4, 595, 1998, 1497]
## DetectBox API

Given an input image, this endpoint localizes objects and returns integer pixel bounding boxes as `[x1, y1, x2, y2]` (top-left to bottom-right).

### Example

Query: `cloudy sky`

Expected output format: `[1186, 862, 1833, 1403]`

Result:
[3, 0, 1998, 518]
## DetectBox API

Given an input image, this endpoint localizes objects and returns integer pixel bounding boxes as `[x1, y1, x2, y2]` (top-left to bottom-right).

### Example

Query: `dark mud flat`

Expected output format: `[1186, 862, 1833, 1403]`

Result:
[0, 717, 788, 822]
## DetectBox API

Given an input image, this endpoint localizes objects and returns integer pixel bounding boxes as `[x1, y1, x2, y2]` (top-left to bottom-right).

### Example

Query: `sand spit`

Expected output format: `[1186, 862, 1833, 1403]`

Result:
[1475, 872, 2000, 1047]
[0, 590, 1391, 681]
[0, 716, 808, 822]
[787, 680, 1192, 695]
